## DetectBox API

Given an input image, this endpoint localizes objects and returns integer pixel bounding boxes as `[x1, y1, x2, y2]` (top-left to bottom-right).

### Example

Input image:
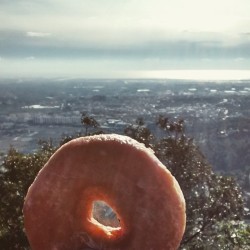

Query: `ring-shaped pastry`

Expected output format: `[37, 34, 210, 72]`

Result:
[23, 134, 186, 250]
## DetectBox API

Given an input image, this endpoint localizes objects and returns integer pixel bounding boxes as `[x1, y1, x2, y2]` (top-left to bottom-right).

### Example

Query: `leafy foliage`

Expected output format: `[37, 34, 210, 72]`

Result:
[124, 116, 249, 249]
[0, 142, 55, 249]
[0, 116, 249, 249]
[81, 113, 101, 135]
[124, 117, 154, 148]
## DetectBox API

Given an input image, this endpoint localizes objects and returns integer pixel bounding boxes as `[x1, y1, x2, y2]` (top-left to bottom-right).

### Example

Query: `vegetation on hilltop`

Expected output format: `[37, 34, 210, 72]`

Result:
[0, 116, 249, 249]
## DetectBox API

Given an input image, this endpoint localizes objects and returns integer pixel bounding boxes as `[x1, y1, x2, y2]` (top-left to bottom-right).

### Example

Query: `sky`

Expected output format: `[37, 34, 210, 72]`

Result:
[0, 0, 250, 78]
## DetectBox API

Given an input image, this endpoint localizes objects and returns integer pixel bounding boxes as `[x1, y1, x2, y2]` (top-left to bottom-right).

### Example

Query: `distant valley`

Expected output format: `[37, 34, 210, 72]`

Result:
[0, 78, 250, 192]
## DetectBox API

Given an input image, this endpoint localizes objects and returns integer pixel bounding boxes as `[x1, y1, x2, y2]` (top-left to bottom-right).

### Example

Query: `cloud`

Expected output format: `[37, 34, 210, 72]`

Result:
[1, 0, 250, 37]
[0, 0, 250, 76]
[234, 57, 246, 62]
[26, 31, 51, 37]
[25, 56, 35, 60]
[1, 29, 250, 61]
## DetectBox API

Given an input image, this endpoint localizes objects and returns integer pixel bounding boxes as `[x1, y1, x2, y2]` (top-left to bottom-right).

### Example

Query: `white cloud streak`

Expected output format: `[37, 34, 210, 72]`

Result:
[25, 56, 35, 60]
[1, 1, 250, 34]
[26, 32, 51, 37]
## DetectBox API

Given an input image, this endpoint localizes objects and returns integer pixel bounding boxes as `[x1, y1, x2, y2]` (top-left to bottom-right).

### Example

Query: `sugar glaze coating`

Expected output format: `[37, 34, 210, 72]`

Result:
[23, 134, 186, 250]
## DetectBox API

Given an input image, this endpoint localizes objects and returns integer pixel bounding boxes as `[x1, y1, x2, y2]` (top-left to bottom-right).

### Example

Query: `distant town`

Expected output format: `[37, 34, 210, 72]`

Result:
[0, 77, 250, 214]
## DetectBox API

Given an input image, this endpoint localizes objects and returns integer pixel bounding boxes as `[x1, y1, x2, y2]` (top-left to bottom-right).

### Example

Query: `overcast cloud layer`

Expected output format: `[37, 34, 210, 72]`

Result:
[0, 0, 250, 78]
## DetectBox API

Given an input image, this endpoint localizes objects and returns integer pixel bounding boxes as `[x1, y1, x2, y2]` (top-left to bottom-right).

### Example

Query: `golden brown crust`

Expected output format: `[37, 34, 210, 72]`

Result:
[23, 134, 186, 250]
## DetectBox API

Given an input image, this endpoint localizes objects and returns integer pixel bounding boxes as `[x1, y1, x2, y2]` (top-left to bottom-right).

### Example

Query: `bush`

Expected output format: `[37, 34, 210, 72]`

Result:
[124, 116, 249, 249]
[0, 141, 55, 249]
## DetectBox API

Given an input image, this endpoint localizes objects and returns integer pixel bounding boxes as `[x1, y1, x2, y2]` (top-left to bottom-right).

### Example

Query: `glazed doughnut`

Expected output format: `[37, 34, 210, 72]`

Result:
[23, 134, 186, 250]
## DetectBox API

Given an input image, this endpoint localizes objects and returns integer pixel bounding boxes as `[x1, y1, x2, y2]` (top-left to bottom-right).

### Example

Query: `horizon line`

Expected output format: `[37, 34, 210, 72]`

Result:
[1, 70, 250, 82]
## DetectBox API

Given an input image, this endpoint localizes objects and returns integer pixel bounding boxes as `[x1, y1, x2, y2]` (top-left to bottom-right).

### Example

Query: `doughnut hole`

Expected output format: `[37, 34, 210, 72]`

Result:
[80, 189, 125, 243]
[91, 200, 121, 229]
